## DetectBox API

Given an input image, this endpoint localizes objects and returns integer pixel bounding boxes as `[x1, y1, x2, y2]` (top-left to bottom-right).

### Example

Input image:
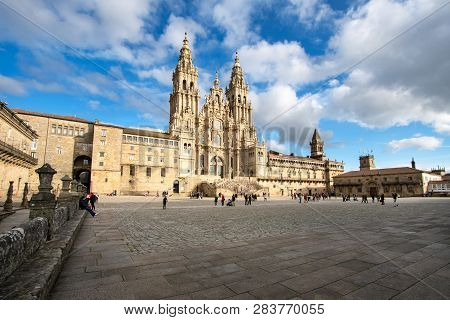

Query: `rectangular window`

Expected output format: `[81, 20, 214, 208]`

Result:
[51, 124, 56, 134]
[99, 152, 105, 157]
[129, 155, 135, 161]
[57, 125, 62, 134]
[160, 157, 165, 163]
[99, 161, 104, 166]
[101, 129, 107, 137]
[148, 147, 152, 152]
[80, 128, 85, 136]
[75, 128, 79, 136]
[174, 158, 177, 164]
[56, 146, 62, 154]
[83, 159, 89, 166]
[31, 151, 36, 158]
[144, 138, 148, 143]
[146, 167, 151, 177]
[31, 139, 38, 150]
[120, 166, 123, 176]
[133, 136, 138, 142]
[169, 141, 174, 146]
[100, 140, 106, 146]
[122, 135, 127, 141]
[147, 156, 152, 161]
[130, 165, 135, 176]
[161, 167, 166, 177]
[68, 127, 73, 136]
[139, 137, 144, 143]
[127, 136, 132, 141]
[63, 126, 68, 135]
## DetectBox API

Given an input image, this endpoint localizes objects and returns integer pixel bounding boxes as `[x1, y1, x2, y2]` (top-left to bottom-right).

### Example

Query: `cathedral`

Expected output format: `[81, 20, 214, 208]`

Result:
[2, 34, 344, 198]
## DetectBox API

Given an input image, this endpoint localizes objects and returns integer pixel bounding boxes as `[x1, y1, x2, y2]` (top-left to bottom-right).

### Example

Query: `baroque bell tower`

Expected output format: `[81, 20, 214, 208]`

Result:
[169, 33, 199, 176]
[169, 33, 200, 136]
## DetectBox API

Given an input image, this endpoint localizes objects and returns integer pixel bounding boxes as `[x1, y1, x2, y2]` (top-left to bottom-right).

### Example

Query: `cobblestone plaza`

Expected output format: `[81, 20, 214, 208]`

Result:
[50, 197, 450, 300]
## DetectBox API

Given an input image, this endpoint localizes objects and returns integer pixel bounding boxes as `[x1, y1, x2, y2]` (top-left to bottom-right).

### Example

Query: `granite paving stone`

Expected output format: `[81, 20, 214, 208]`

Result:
[50, 197, 450, 300]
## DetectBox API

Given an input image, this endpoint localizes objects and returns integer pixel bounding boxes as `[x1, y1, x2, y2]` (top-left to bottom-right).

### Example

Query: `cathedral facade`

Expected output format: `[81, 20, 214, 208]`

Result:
[4, 35, 344, 199]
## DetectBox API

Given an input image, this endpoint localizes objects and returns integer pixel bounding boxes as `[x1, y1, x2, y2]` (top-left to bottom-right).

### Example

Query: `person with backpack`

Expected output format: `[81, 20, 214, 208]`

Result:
[89, 193, 98, 210]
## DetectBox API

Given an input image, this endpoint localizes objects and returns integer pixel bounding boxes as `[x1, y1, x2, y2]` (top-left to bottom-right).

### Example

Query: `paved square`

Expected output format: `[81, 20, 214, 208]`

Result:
[50, 197, 450, 299]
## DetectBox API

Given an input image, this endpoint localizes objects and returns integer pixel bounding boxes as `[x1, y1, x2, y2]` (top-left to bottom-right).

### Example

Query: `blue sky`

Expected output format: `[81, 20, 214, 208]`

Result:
[0, 0, 449, 171]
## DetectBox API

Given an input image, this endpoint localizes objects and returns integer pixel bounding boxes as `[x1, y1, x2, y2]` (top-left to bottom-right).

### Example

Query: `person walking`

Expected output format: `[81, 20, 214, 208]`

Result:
[393, 192, 398, 207]
[163, 195, 168, 209]
[221, 194, 225, 206]
[214, 195, 218, 206]
[380, 193, 385, 205]
[79, 195, 97, 217]
[248, 194, 252, 205]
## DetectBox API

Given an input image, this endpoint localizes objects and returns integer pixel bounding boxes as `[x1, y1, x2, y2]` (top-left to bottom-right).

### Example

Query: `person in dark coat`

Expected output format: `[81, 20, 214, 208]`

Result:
[79, 195, 96, 217]
[163, 195, 168, 209]
[89, 193, 98, 210]
[380, 193, 385, 205]
[214, 195, 218, 206]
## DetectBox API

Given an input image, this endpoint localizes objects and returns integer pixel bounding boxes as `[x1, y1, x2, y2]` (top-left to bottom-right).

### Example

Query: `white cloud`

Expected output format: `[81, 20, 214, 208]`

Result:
[137, 67, 173, 86]
[159, 14, 205, 50]
[287, 0, 334, 27]
[238, 40, 316, 86]
[388, 136, 443, 152]
[0, 74, 27, 96]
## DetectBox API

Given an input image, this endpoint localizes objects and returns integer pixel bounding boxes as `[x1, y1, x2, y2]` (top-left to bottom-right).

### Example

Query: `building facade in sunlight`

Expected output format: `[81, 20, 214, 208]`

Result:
[7, 35, 345, 197]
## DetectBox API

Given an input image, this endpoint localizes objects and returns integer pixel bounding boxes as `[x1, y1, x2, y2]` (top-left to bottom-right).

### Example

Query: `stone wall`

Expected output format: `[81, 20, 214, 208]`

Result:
[0, 217, 48, 283]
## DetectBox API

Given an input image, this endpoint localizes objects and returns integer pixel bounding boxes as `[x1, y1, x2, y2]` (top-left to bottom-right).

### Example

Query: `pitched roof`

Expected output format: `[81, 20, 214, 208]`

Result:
[12, 108, 93, 124]
[311, 128, 322, 141]
[335, 167, 424, 178]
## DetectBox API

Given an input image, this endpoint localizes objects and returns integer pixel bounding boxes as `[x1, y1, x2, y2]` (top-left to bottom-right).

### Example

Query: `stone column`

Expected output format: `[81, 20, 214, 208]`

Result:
[2, 181, 14, 212]
[70, 180, 78, 192]
[58, 175, 74, 219]
[29, 164, 57, 240]
[20, 182, 29, 208]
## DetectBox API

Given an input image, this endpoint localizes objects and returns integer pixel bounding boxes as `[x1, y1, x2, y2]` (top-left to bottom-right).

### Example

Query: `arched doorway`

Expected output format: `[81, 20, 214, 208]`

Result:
[73, 155, 91, 191]
[173, 180, 179, 193]
[209, 156, 224, 178]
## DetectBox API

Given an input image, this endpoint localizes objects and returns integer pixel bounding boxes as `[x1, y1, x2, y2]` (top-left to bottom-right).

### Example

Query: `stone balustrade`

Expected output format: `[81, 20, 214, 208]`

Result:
[0, 163, 87, 297]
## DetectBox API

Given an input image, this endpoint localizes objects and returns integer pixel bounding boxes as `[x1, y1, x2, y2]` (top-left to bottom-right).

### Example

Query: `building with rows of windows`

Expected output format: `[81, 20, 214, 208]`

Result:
[4, 34, 345, 197]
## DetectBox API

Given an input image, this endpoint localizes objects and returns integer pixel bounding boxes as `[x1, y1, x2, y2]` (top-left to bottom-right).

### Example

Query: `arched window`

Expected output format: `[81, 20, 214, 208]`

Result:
[243, 96, 246, 104]
[200, 154, 205, 168]
[183, 80, 187, 90]
[190, 82, 194, 91]
[213, 120, 222, 130]
[238, 95, 241, 103]
[214, 134, 221, 146]
[215, 94, 220, 104]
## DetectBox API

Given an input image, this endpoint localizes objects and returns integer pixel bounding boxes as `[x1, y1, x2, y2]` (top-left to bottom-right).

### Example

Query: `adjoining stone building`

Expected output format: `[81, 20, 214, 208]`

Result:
[9, 34, 344, 196]
[333, 155, 442, 197]
[0, 102, 38, 201]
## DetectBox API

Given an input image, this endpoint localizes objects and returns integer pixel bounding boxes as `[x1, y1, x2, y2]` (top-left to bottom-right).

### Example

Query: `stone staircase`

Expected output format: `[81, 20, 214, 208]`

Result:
[200, 178, 264, 196]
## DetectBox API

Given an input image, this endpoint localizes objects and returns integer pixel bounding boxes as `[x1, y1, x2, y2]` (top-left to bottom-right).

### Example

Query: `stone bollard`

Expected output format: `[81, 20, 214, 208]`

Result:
[77, 182, 84, 194]
[70, 180, 78, 193]
[58, 175, 74, 219]
[60, 175, 72, 194]
[29, 164, 57, 240]
[20, 182, 29, 208]
[2, 181, 14, 212]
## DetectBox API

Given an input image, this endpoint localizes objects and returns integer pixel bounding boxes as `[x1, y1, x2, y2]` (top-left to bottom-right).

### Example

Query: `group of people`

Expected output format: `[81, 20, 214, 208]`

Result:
[341, 193, 399, 206]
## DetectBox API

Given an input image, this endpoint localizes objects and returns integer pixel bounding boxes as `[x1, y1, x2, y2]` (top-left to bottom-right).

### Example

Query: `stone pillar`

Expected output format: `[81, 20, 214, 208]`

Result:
[29, 164, 57, 240]
[70, 180, 78, 193]
[20, 182, 29, 208]
[58, 175, 74, 219]
[2, 181, 14, 212]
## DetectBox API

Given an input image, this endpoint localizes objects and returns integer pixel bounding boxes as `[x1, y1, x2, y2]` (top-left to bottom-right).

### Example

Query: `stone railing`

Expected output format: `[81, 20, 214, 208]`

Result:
[0, 164, 87, 297]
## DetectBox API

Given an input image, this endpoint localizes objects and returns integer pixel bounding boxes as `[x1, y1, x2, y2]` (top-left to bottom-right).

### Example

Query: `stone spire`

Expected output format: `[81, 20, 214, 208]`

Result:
[311, 128, 322, 142]
[214, 70, 220, 88]
[178, 32, 193, 67]
[230, 51, 244, 85]
[310, 128, 325, 160]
